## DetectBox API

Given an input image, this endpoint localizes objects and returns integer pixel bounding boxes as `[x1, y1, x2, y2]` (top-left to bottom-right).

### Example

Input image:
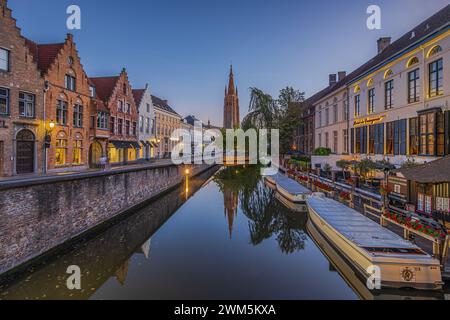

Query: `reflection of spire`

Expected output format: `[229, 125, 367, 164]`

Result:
[115, 259, 130, 286]
[223, 189, 238, 239]
[141, 238, 151, 260]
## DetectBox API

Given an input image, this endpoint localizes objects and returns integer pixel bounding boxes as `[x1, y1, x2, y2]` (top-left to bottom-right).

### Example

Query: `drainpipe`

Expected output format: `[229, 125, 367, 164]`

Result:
[43, 89, 47, 175]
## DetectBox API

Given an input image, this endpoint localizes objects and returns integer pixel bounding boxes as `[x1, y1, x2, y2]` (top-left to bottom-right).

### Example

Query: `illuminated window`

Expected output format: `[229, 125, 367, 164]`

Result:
[56, 138, 67, 165]
[73, 140, 82, 164]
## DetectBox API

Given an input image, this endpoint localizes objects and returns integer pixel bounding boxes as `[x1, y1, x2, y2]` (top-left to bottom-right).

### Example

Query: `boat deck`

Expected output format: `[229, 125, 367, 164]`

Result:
[307, 196, 422, 250]
[273, 174, 310, 195]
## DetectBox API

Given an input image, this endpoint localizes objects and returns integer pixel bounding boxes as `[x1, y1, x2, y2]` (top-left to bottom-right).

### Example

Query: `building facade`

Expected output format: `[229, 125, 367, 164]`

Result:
[0, 0, 45, 177]
[223, 65, 240, 129]
[133, 84, 155, 160]
[90, 69, 140, 164]
[152, 95, 182, 158]
[307, 5, 450, 170]
[26, 34, 92, 173]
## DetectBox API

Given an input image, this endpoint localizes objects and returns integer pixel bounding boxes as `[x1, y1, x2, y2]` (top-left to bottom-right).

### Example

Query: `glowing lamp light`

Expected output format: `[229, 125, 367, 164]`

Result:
[49, 121, 55, 129]
[185, 169, 190, 175]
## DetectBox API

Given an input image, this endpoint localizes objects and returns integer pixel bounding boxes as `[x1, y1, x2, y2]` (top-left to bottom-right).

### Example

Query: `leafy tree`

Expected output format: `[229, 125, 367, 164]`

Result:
[336, 159, 351, 180]
[277, 87, 305, 110]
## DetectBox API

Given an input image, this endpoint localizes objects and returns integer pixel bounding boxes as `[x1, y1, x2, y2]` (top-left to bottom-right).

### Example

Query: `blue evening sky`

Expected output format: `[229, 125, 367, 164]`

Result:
[9, 0, 449, 125]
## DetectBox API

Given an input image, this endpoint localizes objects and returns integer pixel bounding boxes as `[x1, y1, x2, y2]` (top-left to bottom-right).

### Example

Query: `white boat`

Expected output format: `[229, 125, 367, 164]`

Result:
[264, 175, 277, 187]
[307, 220, 444, 300]
[275, 192, 308, 212]
[307, 193, 443, 290]
[275, 174, 311, 203]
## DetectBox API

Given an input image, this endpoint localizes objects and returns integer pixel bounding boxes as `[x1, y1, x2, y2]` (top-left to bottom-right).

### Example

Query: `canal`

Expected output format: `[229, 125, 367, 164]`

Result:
[0, 166, 447, 300]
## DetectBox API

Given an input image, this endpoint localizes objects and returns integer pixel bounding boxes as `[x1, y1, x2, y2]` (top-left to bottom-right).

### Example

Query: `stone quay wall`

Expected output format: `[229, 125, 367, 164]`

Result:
[0, 163, 214, 275]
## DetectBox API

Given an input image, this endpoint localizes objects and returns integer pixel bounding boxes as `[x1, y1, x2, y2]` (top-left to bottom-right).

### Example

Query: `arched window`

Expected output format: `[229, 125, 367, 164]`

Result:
[407, 57, 419, 68]
[73, 133, 83, 165]
[383, 69, 393, 79]
[427, 45, 442, 58]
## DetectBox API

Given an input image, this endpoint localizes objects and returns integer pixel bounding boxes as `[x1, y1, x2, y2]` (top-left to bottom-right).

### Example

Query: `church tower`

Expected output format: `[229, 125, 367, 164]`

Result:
[223, 65, 240, 129]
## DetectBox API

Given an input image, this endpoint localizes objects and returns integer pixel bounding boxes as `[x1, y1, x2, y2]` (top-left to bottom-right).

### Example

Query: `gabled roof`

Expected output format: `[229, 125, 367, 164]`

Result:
[306, 4, 450, 105]
[89, 76, 120, 102]
[398, 156, 450, 184]
[151, 95, 181, 117]
[24, 38, 64, 74]
[132, 89, 146, 107]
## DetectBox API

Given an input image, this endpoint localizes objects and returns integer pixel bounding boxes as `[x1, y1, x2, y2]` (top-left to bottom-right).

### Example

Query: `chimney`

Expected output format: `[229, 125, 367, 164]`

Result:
[377, 37, 391, 53]
[338, 71, 346, 82]
[329, 74, 337, 86]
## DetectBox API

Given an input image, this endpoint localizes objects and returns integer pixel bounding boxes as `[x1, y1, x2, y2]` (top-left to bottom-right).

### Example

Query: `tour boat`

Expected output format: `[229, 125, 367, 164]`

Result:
[264, 174, 277, 187]
[306, 220, 444, 299]
[275, 192, 308, 212]
[307, 193, 443, 290]
[275, 174, 311, 203]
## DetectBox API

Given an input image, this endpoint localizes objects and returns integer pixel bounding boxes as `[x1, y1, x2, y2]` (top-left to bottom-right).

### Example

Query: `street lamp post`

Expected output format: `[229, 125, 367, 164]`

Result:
[382, 167, 391, 214]
[43, 120, 55, 174]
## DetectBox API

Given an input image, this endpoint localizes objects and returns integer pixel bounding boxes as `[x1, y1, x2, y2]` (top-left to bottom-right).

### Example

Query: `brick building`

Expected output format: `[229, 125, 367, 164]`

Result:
[0, 0, 45, 177]
[26, 34, 92, 173]
[291, 102, 315, 156]
[90, 69, 140, 164]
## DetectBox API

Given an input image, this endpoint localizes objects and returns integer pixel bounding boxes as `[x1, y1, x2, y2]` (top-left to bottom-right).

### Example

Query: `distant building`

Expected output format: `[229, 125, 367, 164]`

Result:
[0, 0, 45, 177]
[290, 102, 316, 156]
[223, 65, 240, 129]
[152, 96, 182, 158]
[133, 84, 155, 160]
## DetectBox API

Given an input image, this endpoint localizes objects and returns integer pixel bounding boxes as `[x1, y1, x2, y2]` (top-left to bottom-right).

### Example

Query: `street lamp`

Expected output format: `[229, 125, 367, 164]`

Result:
[382, 166, 391, 214]
[43, 120, 55, 174]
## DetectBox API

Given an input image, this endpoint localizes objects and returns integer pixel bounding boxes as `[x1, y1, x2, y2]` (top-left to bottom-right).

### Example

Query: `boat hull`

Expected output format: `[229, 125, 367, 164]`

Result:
[276, 184, 308, 203]
[307, 201, 443, 291]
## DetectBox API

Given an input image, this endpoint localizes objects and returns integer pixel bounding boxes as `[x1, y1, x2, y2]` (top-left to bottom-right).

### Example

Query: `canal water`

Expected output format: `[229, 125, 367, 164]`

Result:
[0, 166, 447, 300]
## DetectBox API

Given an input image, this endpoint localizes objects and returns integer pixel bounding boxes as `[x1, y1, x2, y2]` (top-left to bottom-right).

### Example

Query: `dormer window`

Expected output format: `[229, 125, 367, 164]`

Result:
[0, 48, 10, 72]
[89, 86, 96, 98]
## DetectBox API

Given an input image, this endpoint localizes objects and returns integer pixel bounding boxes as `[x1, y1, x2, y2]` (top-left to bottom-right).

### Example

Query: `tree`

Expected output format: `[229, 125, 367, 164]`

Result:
[277, 87, 305, 110]
[244, 87, 279, 129]
[336, 159, 351, 180]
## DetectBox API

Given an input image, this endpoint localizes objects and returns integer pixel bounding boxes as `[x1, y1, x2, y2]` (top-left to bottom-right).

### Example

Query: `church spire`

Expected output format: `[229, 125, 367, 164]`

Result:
[228, 65, 235, 95]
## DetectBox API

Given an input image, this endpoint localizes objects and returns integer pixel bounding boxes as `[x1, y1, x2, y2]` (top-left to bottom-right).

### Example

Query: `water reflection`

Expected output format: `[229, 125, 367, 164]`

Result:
[0, 167, 218, 300]
[1, 165, 446, 300]
[214, 166, 308, 254]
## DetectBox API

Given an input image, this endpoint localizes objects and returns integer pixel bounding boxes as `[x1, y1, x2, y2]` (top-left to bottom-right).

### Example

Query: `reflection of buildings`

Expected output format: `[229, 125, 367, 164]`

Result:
[115, 259, 130, 286]
[223, 188, 238, 238]
[140, 238, 152, 260]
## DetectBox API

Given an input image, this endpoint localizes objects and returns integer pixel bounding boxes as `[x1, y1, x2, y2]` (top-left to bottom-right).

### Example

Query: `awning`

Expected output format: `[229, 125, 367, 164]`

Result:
[109, 140, 131, 149]
[140, 140, 150, 146]
[129, 141, 141, 149]
[150, 141, 158, 148]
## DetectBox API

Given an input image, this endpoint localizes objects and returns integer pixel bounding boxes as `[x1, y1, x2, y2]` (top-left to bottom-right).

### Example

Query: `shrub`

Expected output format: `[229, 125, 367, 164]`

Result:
[313, 147, 331, 156]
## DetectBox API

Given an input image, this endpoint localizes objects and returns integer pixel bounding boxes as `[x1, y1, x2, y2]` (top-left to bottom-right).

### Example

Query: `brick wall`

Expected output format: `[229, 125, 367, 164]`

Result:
[0, 163, 214, 275]
[0, 0, 45, 177]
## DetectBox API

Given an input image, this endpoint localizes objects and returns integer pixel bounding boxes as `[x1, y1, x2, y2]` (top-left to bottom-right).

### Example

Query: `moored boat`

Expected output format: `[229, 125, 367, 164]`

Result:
[307, 193, 443, 290]
[275, 174, 311, 203]
[275, 192, 308, 212]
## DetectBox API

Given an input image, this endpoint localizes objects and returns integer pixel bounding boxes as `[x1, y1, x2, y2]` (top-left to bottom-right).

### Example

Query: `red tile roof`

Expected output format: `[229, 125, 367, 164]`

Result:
[24, 38, 64, 74]
[89, 76, 120, 102]
[132, 89, 145, 107]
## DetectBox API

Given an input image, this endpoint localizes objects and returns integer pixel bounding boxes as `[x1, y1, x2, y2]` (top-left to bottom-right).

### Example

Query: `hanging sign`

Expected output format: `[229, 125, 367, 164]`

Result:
[354, 115, 385, 127]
